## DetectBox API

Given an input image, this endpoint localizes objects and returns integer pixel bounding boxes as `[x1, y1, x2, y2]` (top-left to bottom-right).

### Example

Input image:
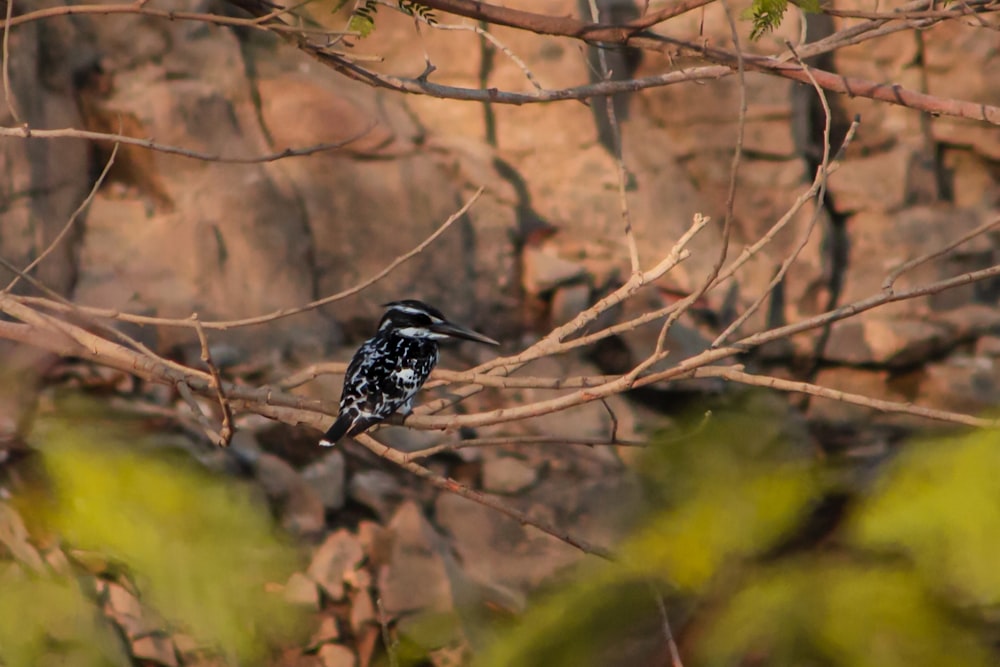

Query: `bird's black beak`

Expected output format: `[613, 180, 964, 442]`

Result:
[429, 321, 499, 346]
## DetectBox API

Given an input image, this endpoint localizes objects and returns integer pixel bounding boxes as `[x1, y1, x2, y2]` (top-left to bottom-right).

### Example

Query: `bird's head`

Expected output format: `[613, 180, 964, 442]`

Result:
[378, 299, 499, 345]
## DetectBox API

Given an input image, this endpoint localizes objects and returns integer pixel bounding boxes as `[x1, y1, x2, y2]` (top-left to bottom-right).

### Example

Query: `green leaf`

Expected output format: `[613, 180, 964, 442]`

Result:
[745, 0, 789, 40]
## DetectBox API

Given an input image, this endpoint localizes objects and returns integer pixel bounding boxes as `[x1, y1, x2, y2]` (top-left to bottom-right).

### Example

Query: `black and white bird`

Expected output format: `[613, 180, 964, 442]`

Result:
[319, 300, 498, 447]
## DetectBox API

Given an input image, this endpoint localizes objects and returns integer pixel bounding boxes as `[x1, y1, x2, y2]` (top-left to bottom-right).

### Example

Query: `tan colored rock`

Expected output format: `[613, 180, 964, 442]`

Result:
[254, 453, 326, 537]
[806, 367, 900, 424]
[507, 355, 641, 442]
[301, 449, 347, 511]
[349, 587, 377, 635]
[104, 582, 149, 639]
[975, 335, 1000, 357]
[434, 492, 581, 592]
[284, 571, 321, 610]
[378, 501, 453, 616]
[839, 207, 995, 312]
[0, 3, 91, 298]
[945, 149, 1000, 209]
[131, 635, 178, 667]
[307, 529, 365, 601]
[348, 469, 404, 520]
[827, 148, 917, 213]
[911, 354, 1000, 414]
[72, 26, 332, 355]
[317, 644, 357, 667]
[481, 456, 538, 494]
[824, 317, 956, 367]
[258, 72, 517, 333]
[306, 616, 341, 651]
[550, 283, 594, 327]
[521, 245, 588, 295]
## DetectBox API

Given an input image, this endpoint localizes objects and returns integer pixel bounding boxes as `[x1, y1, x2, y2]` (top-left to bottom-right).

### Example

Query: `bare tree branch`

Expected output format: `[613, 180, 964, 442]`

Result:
[0, 123, 374, 163]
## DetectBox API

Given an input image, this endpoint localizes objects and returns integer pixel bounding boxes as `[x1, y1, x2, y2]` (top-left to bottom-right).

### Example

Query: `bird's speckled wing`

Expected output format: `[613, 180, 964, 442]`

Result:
[321, 334, 438, 445]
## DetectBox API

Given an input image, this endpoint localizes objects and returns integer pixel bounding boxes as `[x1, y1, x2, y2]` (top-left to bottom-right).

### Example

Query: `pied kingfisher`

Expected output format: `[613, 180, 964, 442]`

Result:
[319, 300, 499, 446]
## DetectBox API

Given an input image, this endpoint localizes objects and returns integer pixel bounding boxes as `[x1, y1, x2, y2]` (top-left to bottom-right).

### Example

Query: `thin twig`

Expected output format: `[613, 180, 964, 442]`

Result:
[19, 188, 485, 330]
[0, 2, 355, 36]
[175, 380, 225, 445]
[638, 0, 746, 363]
[2, 0, 21, 125]
[882, 215, 1000, 291]
[0, 123, 373, 164]
[711, 61, 857, 346]
[586, 0, 641, 277]
[377, 598, 399, 667]
[192, 314, 233, 446]
[0, 253, 189, 376]
[404, 434, 647, 460]
[276, 361, 620, 391]
[5, 140, 119, 293]
[647, 580, 683, 667]
[354, 433, 615, 559]
[436, 22, 544, 91]
[401, 4, 546, 93]
[697, 366, 998, 429]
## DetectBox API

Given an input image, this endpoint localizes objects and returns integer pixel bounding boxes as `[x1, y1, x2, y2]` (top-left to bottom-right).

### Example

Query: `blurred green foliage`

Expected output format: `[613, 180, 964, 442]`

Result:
[0, 575, 127, 667]
[849, 431, 1000, 607]
[476, 399, 1000, 667]
[3, 410, 306, 665]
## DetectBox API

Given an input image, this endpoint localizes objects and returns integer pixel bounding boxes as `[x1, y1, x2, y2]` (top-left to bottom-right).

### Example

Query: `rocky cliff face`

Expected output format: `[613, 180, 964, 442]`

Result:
[2, 0, 998, 423]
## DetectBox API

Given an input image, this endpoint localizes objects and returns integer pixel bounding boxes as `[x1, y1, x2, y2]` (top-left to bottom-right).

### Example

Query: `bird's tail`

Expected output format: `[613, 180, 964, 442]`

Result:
[319, 412, 379, 447]
[319, 413, 354, 447]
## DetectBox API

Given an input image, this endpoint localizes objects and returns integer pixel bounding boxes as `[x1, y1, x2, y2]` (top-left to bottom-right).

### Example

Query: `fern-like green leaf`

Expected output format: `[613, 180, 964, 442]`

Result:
[745, 0, 788, 40]
[744, 0, 822, 40]
[399, 0, 438, 24]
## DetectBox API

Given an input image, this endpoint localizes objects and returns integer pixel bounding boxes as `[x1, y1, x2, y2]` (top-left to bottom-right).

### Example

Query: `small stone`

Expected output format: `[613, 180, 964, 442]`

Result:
[306, 616, 340, 650]
[434, 493, 581, 593]
[826, 147, 913, 212]
[105, 582, 148, 639]
[349, 587, 377, 634]
[378, 501, 453, 616]
[317, 643, 356, 667]
[254, 452, 300, 499]
[824, 318, 954, 367]
[356, 520, 393, 568]
[375, 425, 442, 453]
[301, 449, 347, 511]
[172, 634, 200, 654]
[227, 430, 262, 465]
[307, 530, 365, 601]
[915, 355, 999, 413]
[0, 503, 45, 573]
[284, 571, 320, 610]
[550, 283, 591, 327]
[806, 367, 896, 424]
[131, 634, 178, 667]
[481, 457, 538, 494]
[348, 470, 402, 520]
[254, 453, 326, 536]
[976, 335, 1000, 357]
